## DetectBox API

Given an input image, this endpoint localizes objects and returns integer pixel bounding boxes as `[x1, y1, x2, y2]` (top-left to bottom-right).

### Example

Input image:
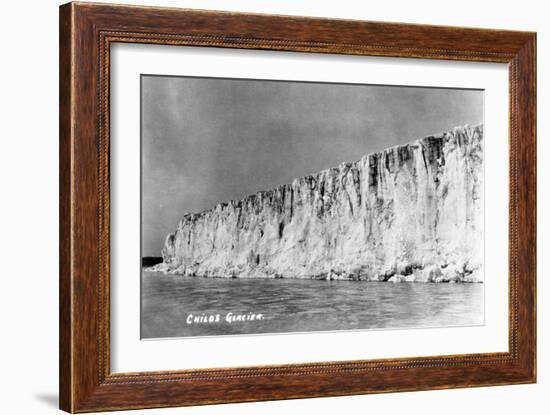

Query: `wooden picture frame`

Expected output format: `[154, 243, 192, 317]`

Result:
[59, 2, 536, 412]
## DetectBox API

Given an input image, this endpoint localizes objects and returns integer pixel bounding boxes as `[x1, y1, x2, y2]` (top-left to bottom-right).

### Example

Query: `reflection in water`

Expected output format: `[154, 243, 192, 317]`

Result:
[141, 271, 484, 339]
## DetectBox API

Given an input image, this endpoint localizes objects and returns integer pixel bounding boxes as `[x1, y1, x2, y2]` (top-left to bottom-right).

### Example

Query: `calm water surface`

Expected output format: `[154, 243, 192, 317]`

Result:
[141, 271, 484, 338]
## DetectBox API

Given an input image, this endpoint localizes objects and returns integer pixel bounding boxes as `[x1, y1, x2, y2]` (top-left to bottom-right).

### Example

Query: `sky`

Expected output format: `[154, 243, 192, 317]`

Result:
[141, 75, 483, 256]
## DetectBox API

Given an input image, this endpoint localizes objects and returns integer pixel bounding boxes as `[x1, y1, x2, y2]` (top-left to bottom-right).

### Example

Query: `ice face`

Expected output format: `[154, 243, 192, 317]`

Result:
[158, 125, 484, 283]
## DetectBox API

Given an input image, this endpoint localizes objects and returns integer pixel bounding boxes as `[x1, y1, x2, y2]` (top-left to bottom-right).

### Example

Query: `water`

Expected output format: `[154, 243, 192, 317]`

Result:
[141, 271, 484, 339]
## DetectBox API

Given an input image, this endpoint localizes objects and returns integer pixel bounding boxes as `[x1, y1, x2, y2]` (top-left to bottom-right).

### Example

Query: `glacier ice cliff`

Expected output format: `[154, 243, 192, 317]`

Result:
[155, 125, 484, 283]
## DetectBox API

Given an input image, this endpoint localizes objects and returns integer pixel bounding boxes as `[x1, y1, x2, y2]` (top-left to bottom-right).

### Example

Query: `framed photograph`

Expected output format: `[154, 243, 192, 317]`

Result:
[59, 2, 536, 412]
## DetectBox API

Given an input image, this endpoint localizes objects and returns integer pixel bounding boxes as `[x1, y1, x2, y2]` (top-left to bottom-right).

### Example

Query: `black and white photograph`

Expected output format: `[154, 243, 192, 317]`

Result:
[140, 75, 484, 339]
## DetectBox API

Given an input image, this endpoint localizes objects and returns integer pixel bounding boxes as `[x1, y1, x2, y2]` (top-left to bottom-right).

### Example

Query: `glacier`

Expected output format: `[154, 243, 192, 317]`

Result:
[154, 125, 484, 283]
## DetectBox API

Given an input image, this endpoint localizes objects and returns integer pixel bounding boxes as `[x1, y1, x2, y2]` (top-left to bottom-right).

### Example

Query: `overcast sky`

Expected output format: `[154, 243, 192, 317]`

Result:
[141, 75, 483, 256]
